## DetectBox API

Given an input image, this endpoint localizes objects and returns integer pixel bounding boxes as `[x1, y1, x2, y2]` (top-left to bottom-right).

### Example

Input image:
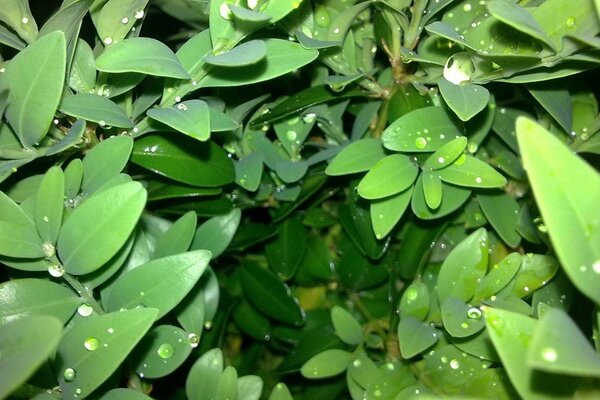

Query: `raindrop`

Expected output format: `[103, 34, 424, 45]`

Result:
[463, 3, 472, 11]
[63, 368, 76, 382]
[77, 304, 94, 317]
[42, 242, 56, 258]
[405, 287, 418, 301]
[188, 333, 200, 348]
[98, 120, 106, 127]
[566, 17, 576, 28]
[475, 176, 482, 184]
[467, 307, 482, 319]
[353, 359, 362, 367]
[121, 17, 129, 24]
[107, 328, 114, 334]
[248, 0, 259, 9]
[593, 260, 600, 274]
[157, 343, 175, 359]
[449, 359, 460, 369]
[415, 137, 428, 149]
[134, 9, 145, 19]
[460, 322, 469, 329]
[437, 156, 445, 164]
[84, 337, 100, 351]
[48, 264, 64, 278]
[21, 17, 29, 24]
[103, 37, 113, 45]
[286, 130, 297, 141]
[542, 347, 558, 362]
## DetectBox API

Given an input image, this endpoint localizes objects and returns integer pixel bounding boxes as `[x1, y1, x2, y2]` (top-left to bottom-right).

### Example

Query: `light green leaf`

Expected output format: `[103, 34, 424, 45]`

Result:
[382, 106, 463, 152]
[230, 5, 271, 23]
[423, 136, 468, 170]
[397, 316, 439, 358]
[204, 40, 267, 66]
[237, 375, 263, 400]
[529, 308, 600, 377]
[438, 228, 489, 303]
[5, 31, 66, 148]
[295, 30, 340, 49]
[516, 117, 600, 305]
[69, 39, 96, 93]
[153, 211, 196, 259]
[98, 388, 153, 400]
[370, 187, 413, 240]
[104, 250, 211, 319]
[441, 297, 485, 338]
[474, 253, 522, 303]
[57, 308, 157, 399]
[421, 171, 443, 210]
[0, 191, 43, 258]
[147, 100, 211, 141]
[59, 94, 133, 128]
[325, 139, 386, 176]
[186, 348, 223, 400]
[500, 254, 559, 299]
[477, 192, 521, 247]
[190, 208, 241, 259]
[0, 278, 80, 325]
[487, 0, 556, 50]
[95, 0, 150, 44]
[399, 280, 430, 321]
[438, 79, 490, 121]
[132, 325, 193, 378]
[235, 153, 263, 191]
[437, 155, 507, 188]
[215, 366, 238, 400]
[331, 306, 363, 345]
[200, 39, 318, 88]
[0, 0, 37, 44]
[35, 166, 64, 245]
[527, 84, 572, 133]
[268, 383, 294, 400]
[57, 181, 146, 274]
[358, 154, 418, 200]
[96, 37, 191, 79]
[301, 349, 352, 378]
[82, 135, 133, 194]
[411, 175, 471, 220]
[0, 315, 62, 400]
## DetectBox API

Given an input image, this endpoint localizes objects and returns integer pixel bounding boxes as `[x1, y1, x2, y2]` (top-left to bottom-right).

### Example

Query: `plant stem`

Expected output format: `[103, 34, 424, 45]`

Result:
[62, 273, 105, 314]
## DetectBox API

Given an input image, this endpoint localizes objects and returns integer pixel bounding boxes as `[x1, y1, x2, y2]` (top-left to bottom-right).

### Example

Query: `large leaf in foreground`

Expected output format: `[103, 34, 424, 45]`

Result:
[57, 182, 146, 274]
[517, 118, 600, 305]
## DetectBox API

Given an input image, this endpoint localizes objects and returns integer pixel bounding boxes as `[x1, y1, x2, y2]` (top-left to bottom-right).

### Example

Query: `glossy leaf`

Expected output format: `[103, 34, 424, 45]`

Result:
[474, 253, 522, 303]
[56, 308, 157, 399]
[82, 135, 133, 194]
[95, 0, 150, 44]
[301, 349, 352, 378]
[331, 306, 363, 346]
[325, 139, 386, 176]
[370, 187, 413, 240]
[438, 79, 490, 121]
[0, 315, 62, 400]
[186, 348, 223, 400]
[98, 389, 153, 400]
[441, 297, 485, 338]
[421, 171, 443, 210]
[131, 134, 235, 187]
[527, 84, 572, 133]
[477, 192, 521, 247]
[357, 154, 418, 200]
[397, 316, 439, 359]
[147, 100, 211, 141]
[59, 94, 133, 128]
[104, 250, 211, 319]
[423, 136, 468, 170]
[265, 215, 308, 280]
[237, 375, 263, 400]
[69, 38, 96, 93]
[411, 175, 471, 220]
[269, 383, 294, 400]
[0, 0, 37, 44]
[0, 191, 44, 258]
[57, 182, 146, 274]
[382, 106, 462, 152]
[204, 40, 266, 66]
[190, 208, 241, 259]
[399, 280, 430, 321]
[35, 166, 64, 244]
[501, 254, 559, 299]
[517, 118, 600, 305]
[96, 37, 190, 79]
[132, 325, 193, 378]
[437, 155, 507, 188]
[233, 301, 271, 341]
[153, 211, 197, 259]
[529, 308, 600, 377]
[240, 262, 305, 326]
[438, 228, 489, 303]
[5, 31, 66, 148]
[0, 278, 80, 325]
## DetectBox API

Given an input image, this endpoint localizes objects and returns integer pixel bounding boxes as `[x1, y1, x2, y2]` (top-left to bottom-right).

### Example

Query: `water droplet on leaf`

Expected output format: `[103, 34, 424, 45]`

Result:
[157, 343, 175, 359]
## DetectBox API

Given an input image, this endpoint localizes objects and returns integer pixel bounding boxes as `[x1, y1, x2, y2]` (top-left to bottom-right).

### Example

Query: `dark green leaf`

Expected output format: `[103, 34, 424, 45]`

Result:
[357, 154, 418, 200]
[59, 94, 133, 129]
[265, 215, 308, 280]
[82, 135, 133, 194]
[57, 182, 146, 274]
[233, 301, 271, 341]
[397, 316, 439, 358]
[190, 208, 241, 259]
[147, 100, 211, 141]
[132, 324, 193, 378]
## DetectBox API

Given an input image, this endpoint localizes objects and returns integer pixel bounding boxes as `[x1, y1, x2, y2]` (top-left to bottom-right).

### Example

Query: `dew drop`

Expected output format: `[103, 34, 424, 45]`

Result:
[42, 242, 56, 258]
[566, 16, 576, 28]
[121, 17, 129, 24]
[415, 137, 428, 149]
[405, 287, 418, 301]
[98, 120, 106, 127]
[475, 176, 482, 184]
[157, 343, 175, 359]
[286, 130, 297, 141]
[463, 3, 472, 11]
[48, 264, 64, 278]
[467, 307, 482, 319]
[542, 347, 558, 362]
[64, 368, 76, 382]
[177, 103, 188, 111]
[134, 9, 145, 19]
[107, 328, 114, 334]
[84, 337, 100, 351]
[77, 304, 94, 317]
[248, 0, 259, 9]
[460, 322, 469, 329]
[219, 3, 232, 19]
[103, 37, 113, 45]
[188, 333, 200, 348]
[43, 215, 50, 222]
[437, 156, 445, 164]
[449, 359, 460, 369]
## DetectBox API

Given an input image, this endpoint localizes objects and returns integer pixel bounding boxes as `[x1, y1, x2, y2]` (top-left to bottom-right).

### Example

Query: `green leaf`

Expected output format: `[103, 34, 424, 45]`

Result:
[237, 375, 263, 400]
[44, 119, 87, 157]
[104, 250, 211, 319]
[69, 39, 96, 93]
[0, 0, 37, 43]
[215, 366, 238, 400]
[265, 216, 308, 280]
[240, 262, 305, 326]
[200, 39, 318, 88]
[230, 5, 271, 23]
[501, 254, 559, 299]
[357, 154, 418, 200]
[96, 37, 190, 79]
[474, 253, 522, 303]
[487, 0, 556, 51]
[233, 301, 271, 341]
[147, 100, 211, 141]
[411, 174, 471, 220]
[82, 135, 133, 194]
[441, 297, 485, 338]
[269, 383, 294, 400]
[397, 316, 439, 358]
[190, 208, 241, 259]
[97, 389, 153, 400]
[56, 308, 157, 399]
[0, 278, 80, 325]
[477, 192, 521, 247]
[186, 349, 223, 400]
[295, 30, 340, 49]
[300, 349, 352, 379]
[438, 79, 490, 121]
[59, 94, 133, 128]
[153, 211, 196, 259]
[527, 84, 572, 133]
[5, 31, 66, 148]
[95, 0, 150, 44]
[438, 228, 489, 303]
[204, 40, 266, 66]
[516, 118, 600, 305]
[325, 139, 386, 176]
[0, 315, 62, 400]
[437, 155, 507, 188]
[132, 325, 193, 378]
[35, 166, 64, 245]
[331, 306, 363, 346]
[57, 181, 146, 274]
[399, 280, 430, 321]
[421, 171, 443, 210]
[423, 136, 468, 170]
[370, 187, 413, 239]
[131, 134, 235, 187]
[0, 191, 44, 258]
